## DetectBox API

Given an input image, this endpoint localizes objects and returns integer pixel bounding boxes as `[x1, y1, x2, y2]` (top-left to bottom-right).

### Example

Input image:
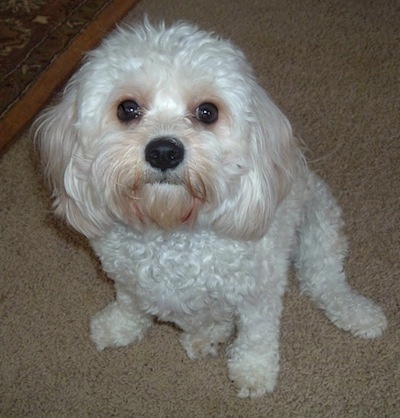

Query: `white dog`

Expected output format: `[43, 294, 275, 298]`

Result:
[34, 21, 387, 398]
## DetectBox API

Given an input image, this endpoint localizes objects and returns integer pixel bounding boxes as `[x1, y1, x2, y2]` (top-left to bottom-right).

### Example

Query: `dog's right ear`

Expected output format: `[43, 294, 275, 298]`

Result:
[32, 82, 101, 238]
[33, 85, 78, 203]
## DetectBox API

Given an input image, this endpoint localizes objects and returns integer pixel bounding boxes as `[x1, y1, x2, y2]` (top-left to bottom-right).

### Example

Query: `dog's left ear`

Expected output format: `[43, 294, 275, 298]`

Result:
[213, 83, 299, 240]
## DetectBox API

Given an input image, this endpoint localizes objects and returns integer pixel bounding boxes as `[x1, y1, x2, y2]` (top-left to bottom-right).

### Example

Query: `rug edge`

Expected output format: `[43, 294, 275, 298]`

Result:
[0, 0, 140, 155]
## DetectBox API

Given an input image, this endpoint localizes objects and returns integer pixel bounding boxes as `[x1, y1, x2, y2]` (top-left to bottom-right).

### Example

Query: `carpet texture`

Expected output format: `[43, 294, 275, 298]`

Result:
[1, 0, 399, 416]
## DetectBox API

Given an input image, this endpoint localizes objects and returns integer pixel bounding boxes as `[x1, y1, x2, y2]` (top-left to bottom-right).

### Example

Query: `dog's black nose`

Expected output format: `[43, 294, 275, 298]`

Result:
[145, 137, 185, 171]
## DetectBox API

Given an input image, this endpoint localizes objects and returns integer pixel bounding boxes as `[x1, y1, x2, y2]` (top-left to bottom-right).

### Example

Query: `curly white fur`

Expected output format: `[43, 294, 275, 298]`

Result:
[33, 20, 387, 398]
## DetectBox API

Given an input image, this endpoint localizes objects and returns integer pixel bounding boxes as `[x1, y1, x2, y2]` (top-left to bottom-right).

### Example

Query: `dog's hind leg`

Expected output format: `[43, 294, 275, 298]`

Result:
[294, 173, 387, 338]
[180, 321, 234, 360]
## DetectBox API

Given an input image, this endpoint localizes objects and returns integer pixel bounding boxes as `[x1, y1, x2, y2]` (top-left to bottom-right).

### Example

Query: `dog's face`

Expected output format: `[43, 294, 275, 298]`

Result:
[34, 21, 297, 240]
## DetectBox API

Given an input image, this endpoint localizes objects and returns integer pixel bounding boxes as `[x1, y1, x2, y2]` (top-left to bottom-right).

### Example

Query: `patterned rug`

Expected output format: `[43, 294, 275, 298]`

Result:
[0, 0, 139, 153]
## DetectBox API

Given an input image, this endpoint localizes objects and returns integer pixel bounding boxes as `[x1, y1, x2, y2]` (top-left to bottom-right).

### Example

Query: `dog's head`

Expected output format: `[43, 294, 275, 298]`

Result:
[33, 21, 299, 240]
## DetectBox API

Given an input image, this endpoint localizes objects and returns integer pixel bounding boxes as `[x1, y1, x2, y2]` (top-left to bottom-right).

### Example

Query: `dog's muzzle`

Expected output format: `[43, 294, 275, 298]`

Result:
[145, 137, 185, 172]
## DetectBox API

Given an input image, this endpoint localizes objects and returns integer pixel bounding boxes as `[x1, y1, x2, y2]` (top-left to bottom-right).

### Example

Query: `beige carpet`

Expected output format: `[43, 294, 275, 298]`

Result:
[1, 0, 399, 416]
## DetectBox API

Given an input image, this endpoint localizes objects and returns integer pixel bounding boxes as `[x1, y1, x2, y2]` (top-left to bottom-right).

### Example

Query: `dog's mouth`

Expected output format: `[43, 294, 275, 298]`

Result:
[144, 170, 185, 186]
[120, 155, 217, 230]
[128, 179, 202, 230]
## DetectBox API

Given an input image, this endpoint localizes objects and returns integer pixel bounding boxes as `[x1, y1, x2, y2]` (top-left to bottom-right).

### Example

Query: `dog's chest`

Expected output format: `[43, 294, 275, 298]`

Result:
[94, 227, 262, 320]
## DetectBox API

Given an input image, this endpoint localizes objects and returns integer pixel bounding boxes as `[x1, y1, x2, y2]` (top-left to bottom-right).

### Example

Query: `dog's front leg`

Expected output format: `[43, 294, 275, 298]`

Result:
[227, 292, 283, 398]
[90, 282, 152, 351]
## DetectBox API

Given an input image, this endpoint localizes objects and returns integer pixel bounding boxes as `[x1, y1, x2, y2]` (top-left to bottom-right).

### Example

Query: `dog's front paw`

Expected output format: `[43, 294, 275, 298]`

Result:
[228, 355, 278, 398]
[90, 301, 152, 351]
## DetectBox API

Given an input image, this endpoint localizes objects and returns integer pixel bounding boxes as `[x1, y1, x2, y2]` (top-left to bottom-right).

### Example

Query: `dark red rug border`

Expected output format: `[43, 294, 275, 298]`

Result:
[0, 0, 140, 155]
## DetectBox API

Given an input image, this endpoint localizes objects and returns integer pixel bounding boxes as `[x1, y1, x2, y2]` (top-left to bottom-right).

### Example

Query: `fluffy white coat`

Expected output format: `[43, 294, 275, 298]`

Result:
[34, 21, 387, 398]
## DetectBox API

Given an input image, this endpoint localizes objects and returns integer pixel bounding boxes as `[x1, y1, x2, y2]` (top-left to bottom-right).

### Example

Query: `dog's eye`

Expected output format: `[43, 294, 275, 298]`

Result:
[117, 100, 142, 122]
[195, 103, 218, 124]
